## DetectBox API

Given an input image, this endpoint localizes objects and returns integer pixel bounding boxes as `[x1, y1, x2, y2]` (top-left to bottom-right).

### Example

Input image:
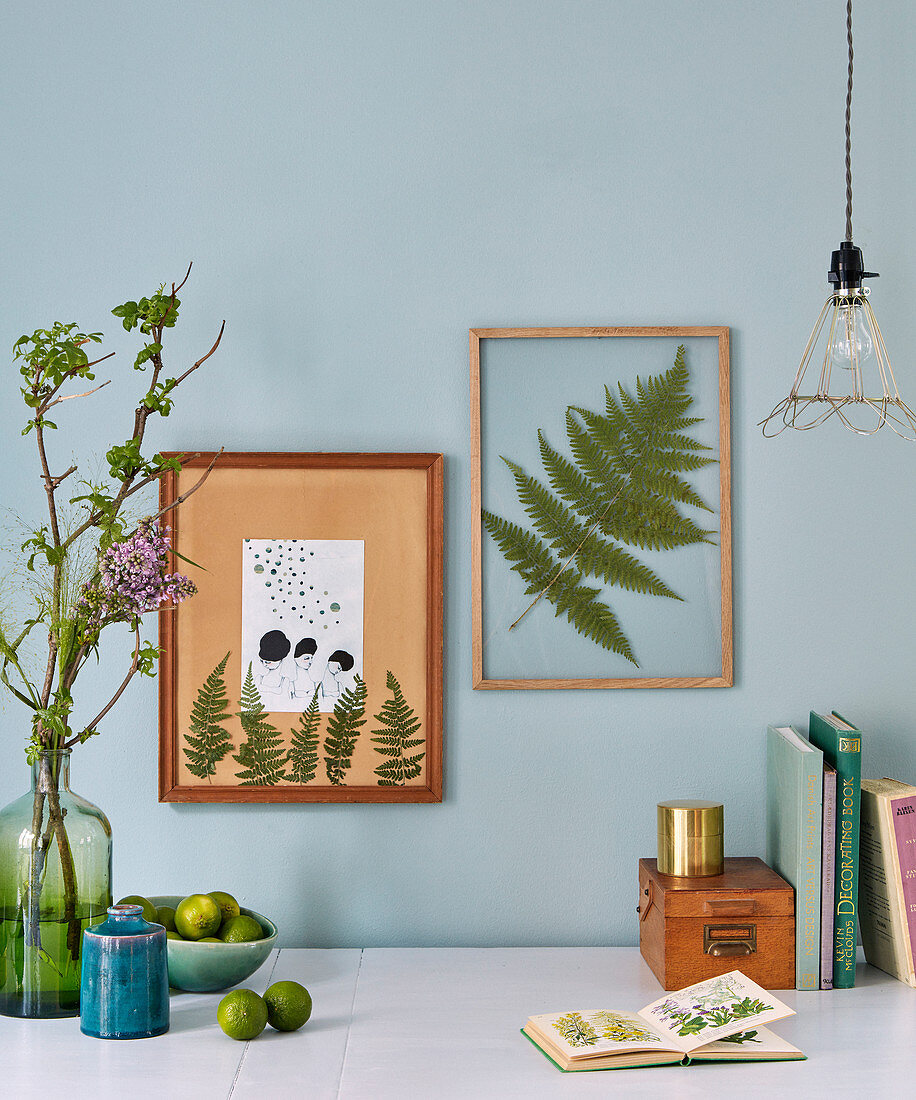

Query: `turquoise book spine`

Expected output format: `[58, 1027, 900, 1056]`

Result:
[765, 725, 823, 990]
[808, 711, 862, 989]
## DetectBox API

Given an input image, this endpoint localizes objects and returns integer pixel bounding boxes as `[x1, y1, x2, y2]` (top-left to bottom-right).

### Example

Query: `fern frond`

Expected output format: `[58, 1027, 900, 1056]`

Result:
[232, 663, 286, 786]
[323, 675, 367, 785]
[286, 687, 321, 784]
[501, 459, 679, 598]
[183, 651, 232, 781]
[371, 670, 425, 785]
[482, 511, 637, 663]
[484, 346, 717, 660]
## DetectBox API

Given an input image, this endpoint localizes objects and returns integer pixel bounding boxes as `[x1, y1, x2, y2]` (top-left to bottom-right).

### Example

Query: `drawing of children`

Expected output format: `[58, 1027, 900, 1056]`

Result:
[320, 649, 354, 702]
[289, 637, 318, 701]
[256, 629, 291, 698]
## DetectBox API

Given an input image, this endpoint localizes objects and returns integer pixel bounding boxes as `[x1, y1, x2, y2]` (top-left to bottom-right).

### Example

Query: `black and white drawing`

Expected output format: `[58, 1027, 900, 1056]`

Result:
[241, 538, 364, 712]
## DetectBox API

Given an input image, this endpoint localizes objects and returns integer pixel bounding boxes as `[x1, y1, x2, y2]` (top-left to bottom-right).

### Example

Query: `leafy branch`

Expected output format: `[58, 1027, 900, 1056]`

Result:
[7, 265, 224, 751]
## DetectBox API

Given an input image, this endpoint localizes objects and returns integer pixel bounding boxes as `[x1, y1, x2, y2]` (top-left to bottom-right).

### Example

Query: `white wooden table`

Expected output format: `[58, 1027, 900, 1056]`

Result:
[2, 948, 912, 1098]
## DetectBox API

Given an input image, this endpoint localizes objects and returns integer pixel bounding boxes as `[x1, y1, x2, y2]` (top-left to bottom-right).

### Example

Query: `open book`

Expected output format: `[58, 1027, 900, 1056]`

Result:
[522, 970, 804, 1072]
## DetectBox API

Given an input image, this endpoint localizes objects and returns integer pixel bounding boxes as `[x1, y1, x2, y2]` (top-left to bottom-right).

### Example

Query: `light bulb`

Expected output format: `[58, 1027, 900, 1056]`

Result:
[828, 298, 874, 371]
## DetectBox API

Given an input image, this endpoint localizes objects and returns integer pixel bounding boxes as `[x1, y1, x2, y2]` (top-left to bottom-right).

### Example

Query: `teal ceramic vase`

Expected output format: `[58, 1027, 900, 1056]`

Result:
[0, 748, 112, 1018]
[80, 904, 169, 1039]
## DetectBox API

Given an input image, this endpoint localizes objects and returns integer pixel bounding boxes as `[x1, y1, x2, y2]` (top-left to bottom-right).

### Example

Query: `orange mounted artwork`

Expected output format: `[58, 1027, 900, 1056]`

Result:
[158, 452, 443, 803]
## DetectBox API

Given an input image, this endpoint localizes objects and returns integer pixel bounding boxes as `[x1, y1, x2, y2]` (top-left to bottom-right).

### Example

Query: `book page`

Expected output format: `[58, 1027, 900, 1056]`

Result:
[690, 1025, 804, 1061]
[525, 1010, 677, 1059]
[638, 971, 795, 1054]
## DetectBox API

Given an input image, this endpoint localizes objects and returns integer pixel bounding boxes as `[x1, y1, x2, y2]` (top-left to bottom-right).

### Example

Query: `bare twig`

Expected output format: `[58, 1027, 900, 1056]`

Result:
[42, 379, 112, 412]
[44, 464, 78, 492]
[172, 320, 226, 387]
[173, 261, 193, 295]
[67, 627, 141, 744]
[148, 449, 224, 524]
[40, 351, 116, 410]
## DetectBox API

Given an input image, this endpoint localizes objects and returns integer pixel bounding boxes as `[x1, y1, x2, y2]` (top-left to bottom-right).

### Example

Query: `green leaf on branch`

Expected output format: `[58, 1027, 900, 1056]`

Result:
[137, 641, 161, 677]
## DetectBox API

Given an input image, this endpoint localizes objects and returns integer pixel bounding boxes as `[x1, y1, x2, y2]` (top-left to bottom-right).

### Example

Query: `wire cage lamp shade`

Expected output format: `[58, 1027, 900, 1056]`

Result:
[760, 0, 916, 441]
[761, 282, 916, 439]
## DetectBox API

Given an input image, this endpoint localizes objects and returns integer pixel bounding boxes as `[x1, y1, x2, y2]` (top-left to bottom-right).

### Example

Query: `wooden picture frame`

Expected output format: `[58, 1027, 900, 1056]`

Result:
[159, 452, 443, 802]
[471, 326, 732, 689]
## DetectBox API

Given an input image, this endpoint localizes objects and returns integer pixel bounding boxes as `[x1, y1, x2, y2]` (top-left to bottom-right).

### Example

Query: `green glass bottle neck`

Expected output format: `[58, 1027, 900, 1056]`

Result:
[31, 750, 72, 794]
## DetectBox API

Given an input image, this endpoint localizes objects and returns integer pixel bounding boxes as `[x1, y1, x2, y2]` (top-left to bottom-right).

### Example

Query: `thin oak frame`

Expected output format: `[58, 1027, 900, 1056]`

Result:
[159, 451, 444, 802]
[470, 326, 732, 689]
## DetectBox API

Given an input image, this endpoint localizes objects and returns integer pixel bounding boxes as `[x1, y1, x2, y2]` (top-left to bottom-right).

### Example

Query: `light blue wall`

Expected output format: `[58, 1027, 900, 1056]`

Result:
[1, 0, 914, 947]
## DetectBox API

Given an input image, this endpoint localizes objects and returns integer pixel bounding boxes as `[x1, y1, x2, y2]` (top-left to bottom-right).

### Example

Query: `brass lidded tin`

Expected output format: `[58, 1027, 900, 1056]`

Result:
[657, 800, 724, 877]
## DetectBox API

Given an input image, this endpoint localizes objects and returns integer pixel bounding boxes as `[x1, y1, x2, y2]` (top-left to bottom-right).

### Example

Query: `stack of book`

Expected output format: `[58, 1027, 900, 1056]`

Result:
[765, 712, 861, 990]
[766, 712, 916, 990]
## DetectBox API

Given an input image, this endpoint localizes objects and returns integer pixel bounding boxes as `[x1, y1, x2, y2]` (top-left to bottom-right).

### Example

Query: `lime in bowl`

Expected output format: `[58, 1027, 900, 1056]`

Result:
[149, 895, 278, 993]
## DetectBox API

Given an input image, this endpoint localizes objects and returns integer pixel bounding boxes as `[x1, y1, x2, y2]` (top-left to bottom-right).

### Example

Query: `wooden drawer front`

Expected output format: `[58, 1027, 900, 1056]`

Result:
[662, 887, 793, 919]
[639, 912, 796, 990]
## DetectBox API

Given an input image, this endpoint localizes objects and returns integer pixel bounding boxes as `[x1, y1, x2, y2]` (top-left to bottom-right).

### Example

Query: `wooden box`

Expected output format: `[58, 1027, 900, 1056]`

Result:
[638, 857, 795, 990]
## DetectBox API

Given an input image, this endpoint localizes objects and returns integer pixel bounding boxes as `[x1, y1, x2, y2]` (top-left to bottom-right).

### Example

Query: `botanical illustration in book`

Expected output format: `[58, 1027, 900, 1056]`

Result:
[522, 971, 802, 1073]
[647, 973, 774, 1040]
[483, 346, 717, 666]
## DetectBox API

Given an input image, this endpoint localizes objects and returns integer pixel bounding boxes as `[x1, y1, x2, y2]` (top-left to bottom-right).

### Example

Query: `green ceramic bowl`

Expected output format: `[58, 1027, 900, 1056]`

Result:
[149, 895, 278, 993]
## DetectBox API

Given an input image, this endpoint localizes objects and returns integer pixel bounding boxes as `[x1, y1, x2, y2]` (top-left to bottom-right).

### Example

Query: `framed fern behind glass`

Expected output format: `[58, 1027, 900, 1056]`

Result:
[471, 327, 732, 689]
[158, 452, 443, 802]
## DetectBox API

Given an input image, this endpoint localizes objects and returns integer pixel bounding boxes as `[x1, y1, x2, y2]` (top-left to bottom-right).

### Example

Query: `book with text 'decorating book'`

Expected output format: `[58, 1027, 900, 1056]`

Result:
[808, 711, 862, 988]
[521, 971, 803, 1072]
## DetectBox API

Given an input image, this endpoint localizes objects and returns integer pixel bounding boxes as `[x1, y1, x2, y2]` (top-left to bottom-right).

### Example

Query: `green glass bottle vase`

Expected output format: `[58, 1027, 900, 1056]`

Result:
[0, 748, 112, 1018]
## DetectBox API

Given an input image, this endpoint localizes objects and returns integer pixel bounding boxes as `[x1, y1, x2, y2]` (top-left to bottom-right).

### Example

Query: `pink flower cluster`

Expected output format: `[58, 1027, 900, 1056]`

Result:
[78, 521, 196, 628]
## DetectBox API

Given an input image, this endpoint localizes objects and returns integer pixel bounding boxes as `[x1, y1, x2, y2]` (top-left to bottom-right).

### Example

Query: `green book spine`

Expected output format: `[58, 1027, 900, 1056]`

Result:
[808, 711, 862, 989]
[765, 725, 823, 990]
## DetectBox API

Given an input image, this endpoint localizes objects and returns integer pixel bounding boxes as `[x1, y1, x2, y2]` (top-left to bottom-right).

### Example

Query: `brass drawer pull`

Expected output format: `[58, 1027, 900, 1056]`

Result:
[704, 923, 757, 956]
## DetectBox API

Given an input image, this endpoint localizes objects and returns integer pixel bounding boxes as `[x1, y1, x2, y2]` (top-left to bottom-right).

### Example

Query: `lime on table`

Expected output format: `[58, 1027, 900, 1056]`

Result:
[175, 893, 223, 940]
[116, 895, 158, 922]
[219, 914, 263, 943]
[217, 989, 268, 1040]
[208, 890, 241, 923]
[264, 980, 312, 1032]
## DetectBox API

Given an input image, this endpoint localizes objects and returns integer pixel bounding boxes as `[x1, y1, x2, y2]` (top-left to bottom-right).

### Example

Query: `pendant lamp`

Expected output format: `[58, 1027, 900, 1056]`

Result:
[760, 0, 916, 440]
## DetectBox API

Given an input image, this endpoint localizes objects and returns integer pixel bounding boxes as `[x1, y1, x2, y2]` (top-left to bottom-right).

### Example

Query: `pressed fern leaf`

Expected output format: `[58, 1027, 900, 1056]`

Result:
[481, 513, 637, 663]
[233, 662, 286, 786]
[371, 670, 425, 786]
[323, 675, 368, 785]
[183, 651, 232, 781]
[484, 345, 716, 664]
[286, 687, 321, 784]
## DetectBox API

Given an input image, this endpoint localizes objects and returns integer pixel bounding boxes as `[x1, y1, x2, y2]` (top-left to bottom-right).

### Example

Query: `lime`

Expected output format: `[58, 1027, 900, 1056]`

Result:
[156, 905, 177, 932]
[175, 893, 223, 940]
[264, 980, 312, 1032]
[217, 989, 268, 1041]
[208, 890, 241, 923]
[199, 936, 222, 943]
[165, 930, 182, 940]
[116, 895, 158, 923]
[219, 914, 263, 943]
